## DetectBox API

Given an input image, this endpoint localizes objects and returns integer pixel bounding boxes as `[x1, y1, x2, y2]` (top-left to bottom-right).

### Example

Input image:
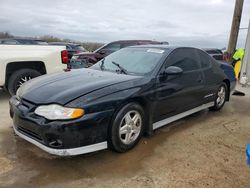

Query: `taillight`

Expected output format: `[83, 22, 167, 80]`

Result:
[61, 50, 69, 64]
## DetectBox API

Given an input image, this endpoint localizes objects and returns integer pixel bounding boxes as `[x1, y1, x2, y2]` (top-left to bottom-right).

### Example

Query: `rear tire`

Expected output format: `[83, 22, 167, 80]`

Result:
[109, 103, 145, 153]
[7, 69, 41, 96]
[209, 83, 228, 111]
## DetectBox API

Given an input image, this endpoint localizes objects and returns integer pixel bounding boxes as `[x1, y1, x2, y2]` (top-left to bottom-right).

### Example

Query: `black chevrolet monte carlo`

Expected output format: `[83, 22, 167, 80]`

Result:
[9, 45, 236, 156]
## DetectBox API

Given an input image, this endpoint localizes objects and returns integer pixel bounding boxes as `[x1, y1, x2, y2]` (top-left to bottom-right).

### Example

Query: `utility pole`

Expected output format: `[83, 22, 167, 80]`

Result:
[227, 0, 244, 60]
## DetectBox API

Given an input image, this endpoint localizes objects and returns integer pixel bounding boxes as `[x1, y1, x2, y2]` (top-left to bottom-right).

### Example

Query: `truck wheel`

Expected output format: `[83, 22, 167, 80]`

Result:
[7, 69, 41, 96]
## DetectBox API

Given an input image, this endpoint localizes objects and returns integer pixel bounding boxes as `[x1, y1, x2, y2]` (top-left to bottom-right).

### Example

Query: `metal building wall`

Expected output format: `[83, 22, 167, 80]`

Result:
[240, 20, 250, 85]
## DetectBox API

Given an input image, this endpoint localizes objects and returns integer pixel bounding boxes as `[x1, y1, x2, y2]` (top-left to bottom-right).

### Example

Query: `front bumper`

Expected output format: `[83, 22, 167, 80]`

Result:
[10, 96, 113, 156]
[13, 125, 107, 156]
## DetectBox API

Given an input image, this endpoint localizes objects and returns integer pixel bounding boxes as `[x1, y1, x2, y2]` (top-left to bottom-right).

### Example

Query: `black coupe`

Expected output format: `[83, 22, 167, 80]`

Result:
[9, 45, 236, 156]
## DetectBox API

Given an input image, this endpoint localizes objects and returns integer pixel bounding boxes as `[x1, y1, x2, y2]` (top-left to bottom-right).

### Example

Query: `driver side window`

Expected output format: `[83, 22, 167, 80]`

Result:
[165, 48, 200, 72]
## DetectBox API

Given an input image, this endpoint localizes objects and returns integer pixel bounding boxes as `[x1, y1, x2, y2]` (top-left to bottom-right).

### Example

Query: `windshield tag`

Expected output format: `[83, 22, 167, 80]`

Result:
[147, 49, 164, 53]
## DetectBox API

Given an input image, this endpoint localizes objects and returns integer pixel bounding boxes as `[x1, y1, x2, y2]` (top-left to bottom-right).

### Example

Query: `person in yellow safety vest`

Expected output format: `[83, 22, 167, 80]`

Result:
[232, 48, 244, 80]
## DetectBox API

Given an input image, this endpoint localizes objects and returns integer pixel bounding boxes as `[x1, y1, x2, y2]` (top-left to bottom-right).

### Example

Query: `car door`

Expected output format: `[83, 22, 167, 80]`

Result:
[153, 48, 205, 122]
[198, 50, 221, 103]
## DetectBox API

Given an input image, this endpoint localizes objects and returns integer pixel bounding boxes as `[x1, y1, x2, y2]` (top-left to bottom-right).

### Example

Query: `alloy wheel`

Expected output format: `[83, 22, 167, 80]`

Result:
[119, 110, 142, 145]
[216, 86, 226, 107]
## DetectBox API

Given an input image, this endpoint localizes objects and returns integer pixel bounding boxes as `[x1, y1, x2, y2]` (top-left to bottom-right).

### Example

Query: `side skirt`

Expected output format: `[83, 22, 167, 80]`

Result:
[153, 102, 214, 130]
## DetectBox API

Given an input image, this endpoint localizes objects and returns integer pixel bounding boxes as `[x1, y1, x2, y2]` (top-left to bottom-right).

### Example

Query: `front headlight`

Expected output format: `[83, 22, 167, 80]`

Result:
[34, 104, 84, 120]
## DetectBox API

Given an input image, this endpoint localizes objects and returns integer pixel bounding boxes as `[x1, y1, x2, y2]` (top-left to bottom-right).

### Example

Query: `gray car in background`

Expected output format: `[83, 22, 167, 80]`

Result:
[0, 38, 48, 45]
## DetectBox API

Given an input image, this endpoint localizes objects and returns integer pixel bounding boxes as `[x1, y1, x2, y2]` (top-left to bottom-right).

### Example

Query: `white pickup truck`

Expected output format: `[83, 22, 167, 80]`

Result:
[0, 45, 68, 95]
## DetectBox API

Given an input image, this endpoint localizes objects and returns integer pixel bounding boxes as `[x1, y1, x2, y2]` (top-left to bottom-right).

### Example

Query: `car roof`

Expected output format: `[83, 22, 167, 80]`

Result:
[49, 42, 80, 46]
[109, 40, 165, 44]
[129, 44, 183, 50]
[202, 48, 223, 53]
[112, 40, 157, 42]
[130, 45, 214, 55]
[202, 48, 222, 50]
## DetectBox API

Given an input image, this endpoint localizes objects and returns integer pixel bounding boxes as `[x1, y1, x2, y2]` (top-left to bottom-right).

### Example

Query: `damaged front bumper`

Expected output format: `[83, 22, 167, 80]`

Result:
[10, 96, 113, 156]
[13, 125, 108, 156]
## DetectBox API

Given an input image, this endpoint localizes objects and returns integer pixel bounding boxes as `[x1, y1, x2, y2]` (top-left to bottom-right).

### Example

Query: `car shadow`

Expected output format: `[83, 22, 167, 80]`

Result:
[0, 90, 10, 102]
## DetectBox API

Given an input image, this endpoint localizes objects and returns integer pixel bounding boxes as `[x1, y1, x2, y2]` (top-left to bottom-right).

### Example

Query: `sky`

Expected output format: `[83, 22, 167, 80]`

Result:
[0, 0, 249, 48]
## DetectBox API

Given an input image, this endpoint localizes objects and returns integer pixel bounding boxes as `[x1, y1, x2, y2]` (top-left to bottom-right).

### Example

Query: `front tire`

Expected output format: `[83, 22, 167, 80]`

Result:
[7, 69, 41, 96]
[209, 83, 228, 111]
[109, 103, 145, 153]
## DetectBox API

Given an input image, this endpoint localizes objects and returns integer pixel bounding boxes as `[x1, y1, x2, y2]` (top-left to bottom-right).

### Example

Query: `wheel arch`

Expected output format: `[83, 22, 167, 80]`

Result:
[5, 61, 46, 88]
[223, 79, 230, 101]
[111, 96, 153, 137]
[129, 97, 153, 136]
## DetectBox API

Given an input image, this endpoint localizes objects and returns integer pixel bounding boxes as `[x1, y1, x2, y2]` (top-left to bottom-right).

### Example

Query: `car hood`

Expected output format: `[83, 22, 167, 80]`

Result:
[18, 69, 141, 105]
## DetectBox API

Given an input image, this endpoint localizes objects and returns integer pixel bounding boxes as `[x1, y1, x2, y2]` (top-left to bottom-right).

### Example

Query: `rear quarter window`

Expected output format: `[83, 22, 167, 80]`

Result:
[198, 51, 212, 68]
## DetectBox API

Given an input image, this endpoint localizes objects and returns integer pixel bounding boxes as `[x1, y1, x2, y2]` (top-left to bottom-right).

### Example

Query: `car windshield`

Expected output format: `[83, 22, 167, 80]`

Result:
[91, 47, 166, 75]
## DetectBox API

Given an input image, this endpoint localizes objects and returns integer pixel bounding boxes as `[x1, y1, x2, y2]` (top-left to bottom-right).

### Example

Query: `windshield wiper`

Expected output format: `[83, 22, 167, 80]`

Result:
[100, 58, 105, 70]
[112, 61, 128, 74]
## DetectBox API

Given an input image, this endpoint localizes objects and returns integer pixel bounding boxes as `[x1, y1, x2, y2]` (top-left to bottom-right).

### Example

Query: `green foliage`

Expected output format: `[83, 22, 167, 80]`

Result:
[38, 35, 104, 51]
[0, 32, 14, 38]
[81, 42, 104, 52]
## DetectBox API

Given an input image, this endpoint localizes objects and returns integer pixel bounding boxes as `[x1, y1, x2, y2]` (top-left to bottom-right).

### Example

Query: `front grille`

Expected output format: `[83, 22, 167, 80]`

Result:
[18, 126, 43, 141]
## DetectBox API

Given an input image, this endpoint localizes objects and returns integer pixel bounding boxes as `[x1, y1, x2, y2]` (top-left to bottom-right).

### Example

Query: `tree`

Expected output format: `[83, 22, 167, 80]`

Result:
[0, 32, 14, 38]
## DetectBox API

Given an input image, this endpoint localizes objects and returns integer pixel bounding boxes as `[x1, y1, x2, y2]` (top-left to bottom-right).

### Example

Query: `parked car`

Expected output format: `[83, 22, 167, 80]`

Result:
[10, 45, 236, 156]
[69, 40, 165, 69]
[203, 48, 224, 61]
[49, 42, 87, 59]
[0, 45, 68, 95]
[0, 38, 48, 45]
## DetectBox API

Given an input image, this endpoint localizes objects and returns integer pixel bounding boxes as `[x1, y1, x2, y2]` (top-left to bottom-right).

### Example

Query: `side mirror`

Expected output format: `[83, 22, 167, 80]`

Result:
[165, 66, 183, 75]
